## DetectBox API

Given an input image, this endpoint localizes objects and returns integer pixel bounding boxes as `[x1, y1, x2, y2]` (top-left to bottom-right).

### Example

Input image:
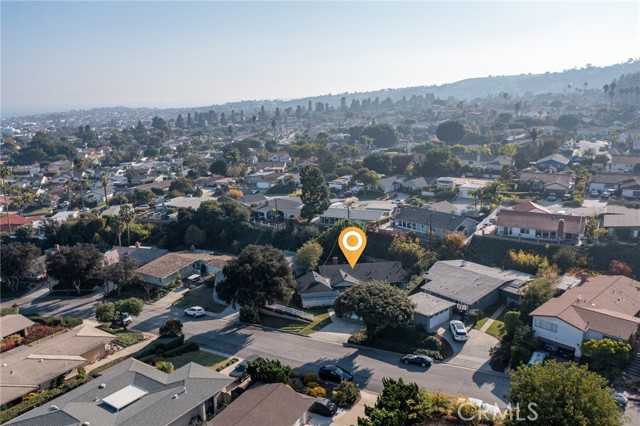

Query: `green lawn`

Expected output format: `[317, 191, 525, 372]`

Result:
[173, 285, 226, 313]
[168, 350, 227, 369]
[466, 302, 503, 329]
[98, 326, 145, 347]
[260, 309, 332, 336]
[484, 308, 508, 339]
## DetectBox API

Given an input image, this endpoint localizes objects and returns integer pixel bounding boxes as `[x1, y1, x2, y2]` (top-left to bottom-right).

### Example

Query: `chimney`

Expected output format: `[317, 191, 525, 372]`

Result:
[460, 260, 467, 267]
[135, 241, 141, 248]
[191, 245, 196, 252]
[332, 257, 338, 265]
[55, 244, 60, 252]
[557, 219, 565, 242]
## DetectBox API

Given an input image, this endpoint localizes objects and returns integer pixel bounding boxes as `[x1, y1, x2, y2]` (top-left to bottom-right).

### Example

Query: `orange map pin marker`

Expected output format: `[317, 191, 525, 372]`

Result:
[338, 227, 367, 268]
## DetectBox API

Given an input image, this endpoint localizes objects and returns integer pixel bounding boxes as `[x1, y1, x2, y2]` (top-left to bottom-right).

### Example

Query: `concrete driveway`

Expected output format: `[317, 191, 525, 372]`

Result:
[438, 326, 500, 373]
[310, 310, 363, 344]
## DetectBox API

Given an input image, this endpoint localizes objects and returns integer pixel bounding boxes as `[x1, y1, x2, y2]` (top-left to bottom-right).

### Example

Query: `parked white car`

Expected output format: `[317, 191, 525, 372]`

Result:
[184, 306, 205, 317]
[449, 320, 469, 342]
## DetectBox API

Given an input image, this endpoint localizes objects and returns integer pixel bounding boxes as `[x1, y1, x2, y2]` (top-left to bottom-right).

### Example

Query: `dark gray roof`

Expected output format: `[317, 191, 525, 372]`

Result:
[6, 359, 234, 426]
[296, 271, 332, 294]
[590, 173, 640, 185]
[421, 260, 534, 306]
[108, 246, 169, 266]
[410, 292, 456, 316]
[318, 261, 406, 286]
[394, 207, 478, 231]
[536, 154, 570, 165]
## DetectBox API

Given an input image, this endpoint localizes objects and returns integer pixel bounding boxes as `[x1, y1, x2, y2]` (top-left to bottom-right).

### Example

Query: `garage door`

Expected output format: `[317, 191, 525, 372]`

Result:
[429, 309, 451, 331]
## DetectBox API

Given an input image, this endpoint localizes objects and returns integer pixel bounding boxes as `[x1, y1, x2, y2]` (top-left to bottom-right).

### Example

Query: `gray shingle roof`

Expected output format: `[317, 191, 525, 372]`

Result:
[602, 205, 640, 228]
[496, 209, 587, 235]
[393, 207, 478, 231]
[6, 359, 234, 426]
[318, 261, 406, 286]
[421, 260, 534, 306]
[296, 272, 332, 294]
[410, 292, 456, 317]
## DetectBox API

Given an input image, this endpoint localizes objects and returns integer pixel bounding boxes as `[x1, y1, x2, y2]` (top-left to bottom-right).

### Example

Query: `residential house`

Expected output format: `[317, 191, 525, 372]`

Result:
[136, 251, 233, 287]
[84, 185, 116, 203]
[24, 254, 47, 281]
[12, 164, 40, 176]
[46, 160, 73, 174]
[0, 213, 44, 234]
[494, 209, 587, 244]
[254, 197, 302, 221]
[245, 171, 284, 189]
[518, 171, 574, 196]
[510, 200, 552, 214]
[267, 151, 292, 164]
[103, 244, 169, 267]
[601, 205, 640, 240]
[425, 201, 460, 215]
[377, 175, 398, 193]
[128, 180, 172, 194]
[0, 314, 35, 339]
[395, 176, 433, 193]
[328, 176, 353, 191]
[319, 200, 395, 227]
[0, 325, 116, 407]
[609, 155, 640, 172]
[49, 210, 80, 224]
[409, 292, 456, 331]
[535, 154, 571, 171]
[392, 206, 479, 238]
[6, 358, 234, 426]
[254, 161, 287, 173]
[531, 275, 640, 358]
[419, 260, 534, 312]
[297, 261, 407, 308]
[435, 177, 494, 199]
[587, 173, 640, 198]
[209, 383, 313, 426]
[458, 154, 511, 173]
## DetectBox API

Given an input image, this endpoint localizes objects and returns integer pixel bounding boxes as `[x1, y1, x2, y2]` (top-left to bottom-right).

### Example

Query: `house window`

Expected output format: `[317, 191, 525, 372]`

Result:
[534, 318, 558, 333]
[521, 228, 529, 234]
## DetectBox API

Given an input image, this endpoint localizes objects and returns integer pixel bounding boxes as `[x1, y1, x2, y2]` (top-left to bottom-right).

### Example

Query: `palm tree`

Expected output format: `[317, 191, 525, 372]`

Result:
[101, 173, 110, 208]
[110, 215, 125, 246]
[528, 128, 541, 148]
[0, 165, 12, 233]
[119, 204, 135, 246]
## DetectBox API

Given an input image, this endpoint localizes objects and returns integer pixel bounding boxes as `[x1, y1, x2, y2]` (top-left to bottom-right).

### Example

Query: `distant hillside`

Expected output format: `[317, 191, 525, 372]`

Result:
[218, 59, 640, 109]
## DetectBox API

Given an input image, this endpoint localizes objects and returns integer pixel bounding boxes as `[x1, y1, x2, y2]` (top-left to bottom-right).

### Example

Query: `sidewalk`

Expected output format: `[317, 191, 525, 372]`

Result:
[479, 304, 507, 333]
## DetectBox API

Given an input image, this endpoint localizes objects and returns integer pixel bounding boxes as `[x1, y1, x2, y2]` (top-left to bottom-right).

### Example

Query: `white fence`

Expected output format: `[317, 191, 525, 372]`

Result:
[267, 304, 314, 321]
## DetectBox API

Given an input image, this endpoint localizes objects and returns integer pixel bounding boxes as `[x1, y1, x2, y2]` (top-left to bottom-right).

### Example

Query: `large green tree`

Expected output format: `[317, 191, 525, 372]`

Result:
[102, 257, 140, 296]
[358, 378, 432, 426]
[361, 124, 399, 148]
[334, 281, 414, 341]
[295, 240, 323, 273]
[435, 120, 465, 144]
[506, 360, 624, 426]
[246, 358, 291, 384]
[0, 243, 40, 294]
[518, 277, 555, 323]
[46, 243, 104, 293]
[95, 297, 144, 331]
[300, 166, 330, 222]
[388, 235, 437, 275]
[217, 245, 295, 309]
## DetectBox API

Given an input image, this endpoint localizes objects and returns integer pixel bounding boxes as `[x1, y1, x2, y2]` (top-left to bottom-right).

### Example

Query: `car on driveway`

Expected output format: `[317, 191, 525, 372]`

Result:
[601, 190, 612, 199]
[590, 189, 599, 197]
[229, 354, 262, 379]
[112, 313, 133, 327]
[309, 397, 338, 416]
[401, 354, 433, 367]
[614, 391, 628, 408]
[318, 365, 353, 383]
[449, 320, 469, 342]
[184, 306, 205, 317]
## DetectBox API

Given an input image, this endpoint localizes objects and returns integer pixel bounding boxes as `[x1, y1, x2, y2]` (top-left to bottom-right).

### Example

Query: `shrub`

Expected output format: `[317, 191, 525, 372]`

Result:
[246, 358, 292, 384]
[503, 311, 520, 339]
[28, 316, 83, 327]
[0, 304, 19, 317]
[424, 335, 443, 352]
[306, 381, 320, 389]
[155, 361, 175, 373]
[159, 319, 183, 337]
[303, 372, 319, 384]
[239, 306, 257, 323]
[306, 386, 327, 398]
[25, 325, 65, 344]
[115, 332, 144, 347]
[332, 380, 360, 406]
[510, 345, 533, 368]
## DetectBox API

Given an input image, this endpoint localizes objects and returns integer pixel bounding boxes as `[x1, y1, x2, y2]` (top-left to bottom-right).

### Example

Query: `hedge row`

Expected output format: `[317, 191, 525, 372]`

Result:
[0, 376, 88, 423]
[28, 316, 83, 327]
[137, 341, 199, 365]
[136, 335, 184, 358]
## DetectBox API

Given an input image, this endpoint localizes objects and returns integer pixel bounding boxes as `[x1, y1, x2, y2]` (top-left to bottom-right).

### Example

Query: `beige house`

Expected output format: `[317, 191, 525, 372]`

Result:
[0, 325, 115, 406]
[136, 251, 233, 287]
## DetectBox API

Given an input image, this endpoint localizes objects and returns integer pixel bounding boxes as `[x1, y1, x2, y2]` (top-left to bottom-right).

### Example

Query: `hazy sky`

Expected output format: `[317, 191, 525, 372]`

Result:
[2, 1, 639, 117]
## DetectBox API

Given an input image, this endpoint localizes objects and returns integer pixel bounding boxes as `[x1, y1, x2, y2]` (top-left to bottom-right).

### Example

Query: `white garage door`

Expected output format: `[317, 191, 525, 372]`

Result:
[429, 309, 451, 331]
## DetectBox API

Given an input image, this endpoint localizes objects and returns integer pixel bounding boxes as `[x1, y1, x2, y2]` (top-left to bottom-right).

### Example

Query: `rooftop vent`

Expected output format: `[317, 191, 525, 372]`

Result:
[50, 405, 59, 411]
[1, 363, 7, 367]
[99, 383, 106, 389]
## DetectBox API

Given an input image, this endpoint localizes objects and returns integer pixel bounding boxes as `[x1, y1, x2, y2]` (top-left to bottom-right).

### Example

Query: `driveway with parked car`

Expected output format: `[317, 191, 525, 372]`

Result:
[439, 326, 499, 372]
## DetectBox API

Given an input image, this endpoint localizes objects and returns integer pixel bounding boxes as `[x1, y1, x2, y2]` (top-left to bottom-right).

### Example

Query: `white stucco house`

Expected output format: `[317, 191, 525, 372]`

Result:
[530, 275, 640, 358]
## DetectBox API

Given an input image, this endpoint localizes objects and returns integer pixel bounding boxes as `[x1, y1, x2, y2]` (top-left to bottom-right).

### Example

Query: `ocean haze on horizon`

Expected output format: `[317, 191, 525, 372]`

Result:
[2, 1, 638, 118]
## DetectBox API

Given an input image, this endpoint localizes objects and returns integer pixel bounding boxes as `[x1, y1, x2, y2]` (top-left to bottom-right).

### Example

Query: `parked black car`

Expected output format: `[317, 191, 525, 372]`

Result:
[400, 354, 433, 367]
[318, 365, 353, 383]
[309, 397, 338, 416]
